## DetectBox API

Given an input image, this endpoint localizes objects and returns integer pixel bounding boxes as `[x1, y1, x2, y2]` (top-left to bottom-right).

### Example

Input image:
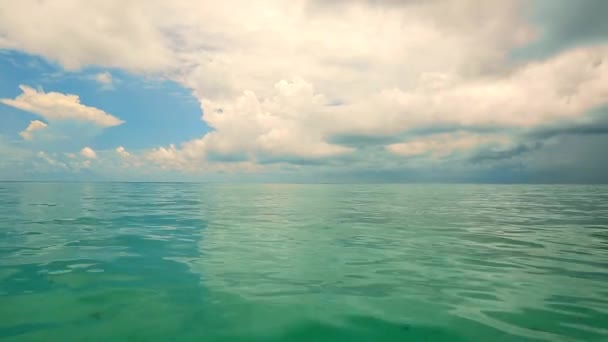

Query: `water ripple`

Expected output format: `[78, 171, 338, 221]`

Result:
[0, 183, 607, 341]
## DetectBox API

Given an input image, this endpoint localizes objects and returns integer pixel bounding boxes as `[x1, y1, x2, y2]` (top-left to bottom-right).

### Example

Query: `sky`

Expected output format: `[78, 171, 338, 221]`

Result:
[0, 0, 607, 183]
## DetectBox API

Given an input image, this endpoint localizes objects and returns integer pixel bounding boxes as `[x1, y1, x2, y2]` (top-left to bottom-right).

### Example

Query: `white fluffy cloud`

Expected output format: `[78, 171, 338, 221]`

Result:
[0, 0, 173, 72]
[200, 78, 353, 157]
[80, 147, 97, 159]
[145, 78, 354, 169]
[19, 120, 47, 140]
[1, 85, 124, 127]
[115, 146, 130, 158]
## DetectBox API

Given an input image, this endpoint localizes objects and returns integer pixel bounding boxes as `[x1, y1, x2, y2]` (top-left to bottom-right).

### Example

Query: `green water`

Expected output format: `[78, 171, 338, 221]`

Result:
[1, 183, 607, 341]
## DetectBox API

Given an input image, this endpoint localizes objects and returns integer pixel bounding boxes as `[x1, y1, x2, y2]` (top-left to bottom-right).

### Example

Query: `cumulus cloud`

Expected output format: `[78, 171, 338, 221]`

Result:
[144, 78, 354, 170]
[115, 146, 130, 158]
[1, 85, 124, 127]
[80, 146, 97, 159]
[200, 78, 353, 158]
[19, 120, 47, 140]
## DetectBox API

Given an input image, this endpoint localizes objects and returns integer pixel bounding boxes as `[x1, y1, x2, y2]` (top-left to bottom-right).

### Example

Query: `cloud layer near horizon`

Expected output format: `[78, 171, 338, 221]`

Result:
[0, 0, 607, 181]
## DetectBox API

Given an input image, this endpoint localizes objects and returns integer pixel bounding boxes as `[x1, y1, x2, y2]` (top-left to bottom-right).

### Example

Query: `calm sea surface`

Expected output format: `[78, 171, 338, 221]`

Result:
[1, 183, 607, 341]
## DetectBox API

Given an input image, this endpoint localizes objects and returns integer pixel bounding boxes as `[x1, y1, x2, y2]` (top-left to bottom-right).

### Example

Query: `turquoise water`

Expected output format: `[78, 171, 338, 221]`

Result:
[1, 183, 607, 341]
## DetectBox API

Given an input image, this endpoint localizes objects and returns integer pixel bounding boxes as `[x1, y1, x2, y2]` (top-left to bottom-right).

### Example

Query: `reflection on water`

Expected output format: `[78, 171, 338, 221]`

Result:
[1, 183, 607, 341]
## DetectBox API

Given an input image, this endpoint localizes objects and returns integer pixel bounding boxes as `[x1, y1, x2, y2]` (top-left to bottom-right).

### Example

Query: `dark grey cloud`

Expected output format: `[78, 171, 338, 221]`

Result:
[466, 109, 608, 183]
[205, 151, 249, 163]
[516, 0, 608, 60]
[329, 125, 507, 149]
[256, 154, 333, 166]
[522, 135, 608, 183]
[528, 115, 608, 140]
[471, 107, 608, 162]
[329, 134, 403, 148]
[470, 142, 543, 164]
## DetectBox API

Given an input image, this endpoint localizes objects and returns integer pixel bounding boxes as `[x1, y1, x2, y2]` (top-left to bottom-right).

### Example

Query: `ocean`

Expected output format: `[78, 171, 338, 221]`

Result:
[1, 182, 607, 341]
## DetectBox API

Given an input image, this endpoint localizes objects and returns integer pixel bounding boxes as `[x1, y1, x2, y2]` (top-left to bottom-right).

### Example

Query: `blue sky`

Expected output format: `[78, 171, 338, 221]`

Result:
[0, 51, 206, 149]
[0, 0, 607, 182]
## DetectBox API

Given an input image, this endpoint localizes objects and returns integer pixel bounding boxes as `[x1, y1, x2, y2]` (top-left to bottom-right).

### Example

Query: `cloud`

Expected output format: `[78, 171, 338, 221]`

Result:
[142, 78, 354, 171]
[77, 160, 92, 169]
[154, 0, 604, 171]
[527, 110, 608, 140]
[387, 132, 510, 158]
[144, 143, 264, 173]
[0, 135, 35, 168]
[332, 46, 608, 136]
[80, 146, 97, 159]
[19, 120, 47, 140]
[517, 0, 608, 59]
[467, 107, 608, 164]
[146, 44, 607, 170]
[95, 71, 113, 88]
[1, 85, 124, 127]
[469, 142, 543, 164]
[0, 1, 536, 96]
[115, 146, 130, 158]
[1, 1, 608, 181]
[0, 0, 173, 72]
[200, 78, 353, 158]
[37, 151, 68, 169]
